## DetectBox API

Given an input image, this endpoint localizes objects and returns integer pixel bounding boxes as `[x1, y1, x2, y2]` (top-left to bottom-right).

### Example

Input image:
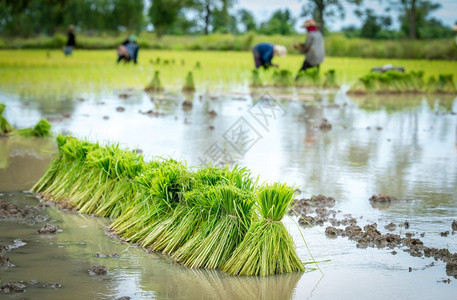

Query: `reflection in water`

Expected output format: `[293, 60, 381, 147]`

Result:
[0, 137, 54, 191]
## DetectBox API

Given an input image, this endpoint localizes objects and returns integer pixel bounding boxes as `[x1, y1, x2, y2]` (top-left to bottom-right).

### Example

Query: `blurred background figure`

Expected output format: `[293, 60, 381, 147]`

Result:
[64, 25, 75, 56]
[117, 35, 139, 64]
[294, 19, 325, 73]
[252, 43, 287, 69]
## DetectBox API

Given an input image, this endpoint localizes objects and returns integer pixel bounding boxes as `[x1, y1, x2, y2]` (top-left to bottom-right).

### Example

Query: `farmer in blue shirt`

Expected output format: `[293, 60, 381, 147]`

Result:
[252, 43, 287, 69]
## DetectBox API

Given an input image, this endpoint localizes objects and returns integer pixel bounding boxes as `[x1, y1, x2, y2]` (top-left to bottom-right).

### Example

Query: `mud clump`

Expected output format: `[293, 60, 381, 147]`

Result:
[88, 265, 108, 275]
[319, 119, 332, 130]
[0, 254, 14, 268]
[182, 100, 193, 110]
[440, 231, 450, 237]
[325, 226, 343, 238]
[42, 282, 62, 289]
[115, 297, 131, 300]
[369, 194, 398, 203]
[96, 252, 119, 258]
[0, 200, 35, 220]
[311, 194, 336, 207]
[116, 106, 125, 112]
[452, 220, 457, 232]
[1, 282, 26, 294]
[208, 110, 217, 118]
[385, 222, 397, 231]
[446, 260, 457, 278]
[37, 223, 62, 234]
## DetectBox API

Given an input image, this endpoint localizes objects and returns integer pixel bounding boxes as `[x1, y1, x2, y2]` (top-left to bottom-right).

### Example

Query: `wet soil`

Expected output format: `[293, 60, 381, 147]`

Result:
[292, 194, 457, 280]
[88, 265, 108, 275]
[37, 223, 62, 234]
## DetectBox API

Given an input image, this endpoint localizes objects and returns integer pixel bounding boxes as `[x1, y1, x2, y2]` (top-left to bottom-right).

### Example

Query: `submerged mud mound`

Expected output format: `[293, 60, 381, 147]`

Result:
[88, 265, 108, 275]
[37, 224, 62, 234]
[1, 282, 26, 294]
[0, 199, 35, 220]
[0, 254, 14, 268]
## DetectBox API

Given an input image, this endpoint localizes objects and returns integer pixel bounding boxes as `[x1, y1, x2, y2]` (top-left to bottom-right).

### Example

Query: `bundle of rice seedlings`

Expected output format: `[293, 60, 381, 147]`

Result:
[111, 160, 189, 244]
[436, 74, 456, 93]
[14, 119, 51, 137]
[180, 185, 254, 269]
[195, 61, 201, 69]
[323, 69, 338, 88]
[295, 67, 320, 87]
[222, 183, 304, 276]
[251, 69, 263, 87]
[182, 71, 196, 92]
[0, 103, 13, 135]
[272, 69, 293, 87]
[43, 138, 100, 202]
[145, 70, 163, 92]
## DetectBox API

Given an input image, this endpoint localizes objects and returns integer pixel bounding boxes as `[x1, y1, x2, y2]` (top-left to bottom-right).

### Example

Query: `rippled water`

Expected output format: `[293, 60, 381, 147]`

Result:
[1, 88, 456, 299]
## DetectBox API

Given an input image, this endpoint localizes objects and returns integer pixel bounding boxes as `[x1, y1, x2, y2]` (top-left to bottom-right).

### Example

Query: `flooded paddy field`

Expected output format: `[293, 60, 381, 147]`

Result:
[1, 50, 457, 299]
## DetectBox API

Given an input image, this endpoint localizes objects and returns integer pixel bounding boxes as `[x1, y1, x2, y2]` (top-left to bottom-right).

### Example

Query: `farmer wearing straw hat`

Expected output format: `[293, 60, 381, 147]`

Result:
[252, 43, 287, 69]
[294, 19, 325, 73]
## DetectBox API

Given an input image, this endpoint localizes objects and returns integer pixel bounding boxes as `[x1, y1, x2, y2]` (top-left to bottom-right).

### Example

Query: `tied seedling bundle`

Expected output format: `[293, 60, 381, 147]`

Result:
[295, 67, 320, 87]
[182, 71, 196, 92]
[145, 70, 164, 92]
[223, 183, 304, 276]
[272, 69, 293, 87]
[35, 136, 305, 276]
[348, 70, 438, 94]
[0, 103, 13, 135]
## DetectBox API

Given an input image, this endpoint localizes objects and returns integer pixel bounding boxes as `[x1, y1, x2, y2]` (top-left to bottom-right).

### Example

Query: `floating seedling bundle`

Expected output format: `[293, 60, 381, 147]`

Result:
[182, 71, 196, 92]
[0, 103, 12, 135]
[348, 70, 457, 95]
[145, 70, 164, 92]
[295, 67, 320, 87]
[33, 136, 305, 276]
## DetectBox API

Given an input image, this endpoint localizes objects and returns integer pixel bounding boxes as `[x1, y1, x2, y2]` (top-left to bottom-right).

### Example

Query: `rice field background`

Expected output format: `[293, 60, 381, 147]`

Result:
[1, 50, 457, 97]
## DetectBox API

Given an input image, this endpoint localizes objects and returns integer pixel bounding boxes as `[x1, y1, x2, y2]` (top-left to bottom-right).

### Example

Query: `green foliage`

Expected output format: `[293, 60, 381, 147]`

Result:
[259, 9, 296, 35]
[182, 71, 195, 92]
[145, 70, 163, 92]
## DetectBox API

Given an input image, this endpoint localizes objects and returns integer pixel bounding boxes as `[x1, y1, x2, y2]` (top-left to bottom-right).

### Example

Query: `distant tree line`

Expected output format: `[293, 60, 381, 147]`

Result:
[0, 0, 455, 39]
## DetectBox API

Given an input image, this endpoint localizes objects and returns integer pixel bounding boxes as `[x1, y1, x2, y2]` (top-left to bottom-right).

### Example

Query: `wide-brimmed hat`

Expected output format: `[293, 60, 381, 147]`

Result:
[274, 44, 287, 57]
[301, 19, 319, 28]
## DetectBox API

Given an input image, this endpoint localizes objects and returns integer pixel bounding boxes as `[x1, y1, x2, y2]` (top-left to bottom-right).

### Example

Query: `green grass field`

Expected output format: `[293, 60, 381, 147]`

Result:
[1, 50, 457, 97]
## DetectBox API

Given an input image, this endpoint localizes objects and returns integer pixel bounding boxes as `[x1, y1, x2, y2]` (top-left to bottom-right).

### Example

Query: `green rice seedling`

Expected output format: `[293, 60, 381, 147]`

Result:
[272, 69, 293, 87]
[156, 57, 161, 64]
[295, 67, 320, 87]
[195, 61, 201, 69]
[436, 74, 456, 93]
[182, 71, 196, 92]
[0, 103, 13, 135]
[222, 183, 304, 276]
[181, 185, 254, 269]
[323, 69, 338, 88]
[14, 119, 51, 137]
[251, 69, 262, 87]
[145, 70, 163, 92]
[112, 160, 189, 244]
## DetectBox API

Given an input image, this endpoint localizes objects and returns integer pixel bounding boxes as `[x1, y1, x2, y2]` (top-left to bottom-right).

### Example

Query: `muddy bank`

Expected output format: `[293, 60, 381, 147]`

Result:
[292, 194, 457, 280]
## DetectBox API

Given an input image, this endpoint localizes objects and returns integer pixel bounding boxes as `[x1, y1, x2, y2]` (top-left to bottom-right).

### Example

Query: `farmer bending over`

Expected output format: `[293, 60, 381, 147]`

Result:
[117, 35, 139, 64]
[252, 43, 287, 69]
[294, 19, 325, 74]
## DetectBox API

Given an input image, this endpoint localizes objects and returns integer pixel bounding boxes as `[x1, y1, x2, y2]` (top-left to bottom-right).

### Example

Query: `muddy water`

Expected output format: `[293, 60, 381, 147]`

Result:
[1, 88, 457, 299]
